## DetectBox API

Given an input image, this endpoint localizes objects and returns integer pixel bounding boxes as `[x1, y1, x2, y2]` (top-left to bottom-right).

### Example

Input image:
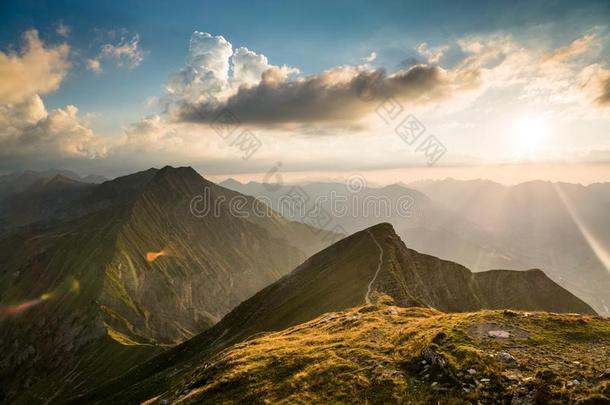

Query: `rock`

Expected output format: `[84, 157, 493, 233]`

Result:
[468, 368, 477, 375]
[387, 306, 399, 315]
[488, 330, 510, 339]
[568, 379, 580, 387]
[431, 382, 438, 386]
[420, 346, 459, 384]
[511, 387, 535, 405]
[495, 351, 518, 366]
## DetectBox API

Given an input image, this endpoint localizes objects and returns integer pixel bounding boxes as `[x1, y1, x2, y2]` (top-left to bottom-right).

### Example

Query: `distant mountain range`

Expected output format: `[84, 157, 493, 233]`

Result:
[221, 178, 610, 316]
[0, 169, 107, 200]
[409, 178, 610, 316]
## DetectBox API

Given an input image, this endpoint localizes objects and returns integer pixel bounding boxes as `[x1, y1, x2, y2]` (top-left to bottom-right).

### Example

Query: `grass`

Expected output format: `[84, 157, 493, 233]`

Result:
[147, 295, 610, 404]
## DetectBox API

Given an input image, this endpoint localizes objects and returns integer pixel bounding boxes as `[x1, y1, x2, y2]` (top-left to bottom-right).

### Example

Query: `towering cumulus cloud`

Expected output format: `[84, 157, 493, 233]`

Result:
[166, 32, 233, 102]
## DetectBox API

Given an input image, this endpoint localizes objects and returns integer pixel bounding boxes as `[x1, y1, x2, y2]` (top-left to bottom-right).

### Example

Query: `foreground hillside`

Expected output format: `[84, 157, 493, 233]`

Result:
[146, 298, 610, 404]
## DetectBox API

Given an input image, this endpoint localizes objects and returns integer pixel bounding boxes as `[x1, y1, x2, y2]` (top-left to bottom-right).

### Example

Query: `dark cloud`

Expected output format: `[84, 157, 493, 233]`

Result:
[174, 65, 466, 126]
[398, 57, 421, 69]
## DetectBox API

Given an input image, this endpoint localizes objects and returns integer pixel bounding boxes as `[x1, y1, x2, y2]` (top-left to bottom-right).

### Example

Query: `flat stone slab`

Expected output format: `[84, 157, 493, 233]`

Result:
[488, 330, 510, 338]
[467, 323, 529, 339]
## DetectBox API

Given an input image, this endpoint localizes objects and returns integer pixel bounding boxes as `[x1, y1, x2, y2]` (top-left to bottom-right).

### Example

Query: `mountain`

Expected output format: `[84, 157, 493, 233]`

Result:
[219, 179, 525, 272]
[143, 302, 610, 404]
[75, 223, 594, 404]
[410, 178, 610, 316]
[0, 166, 338, 403]
[0, 175, 95, 233]
[222, 178, 610, 316]
[0, 169, 107, 200]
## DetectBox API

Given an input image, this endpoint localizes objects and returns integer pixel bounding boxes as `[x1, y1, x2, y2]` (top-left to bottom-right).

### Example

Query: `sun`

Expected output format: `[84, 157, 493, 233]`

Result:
[513, 116, 548, 155]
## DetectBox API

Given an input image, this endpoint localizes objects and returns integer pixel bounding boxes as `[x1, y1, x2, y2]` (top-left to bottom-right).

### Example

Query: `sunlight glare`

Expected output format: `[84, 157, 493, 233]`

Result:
[513, 116, 548, 155]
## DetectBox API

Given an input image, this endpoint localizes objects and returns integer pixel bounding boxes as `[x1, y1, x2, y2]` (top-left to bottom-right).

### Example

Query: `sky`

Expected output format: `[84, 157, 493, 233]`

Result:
[0, 0, 609, 184]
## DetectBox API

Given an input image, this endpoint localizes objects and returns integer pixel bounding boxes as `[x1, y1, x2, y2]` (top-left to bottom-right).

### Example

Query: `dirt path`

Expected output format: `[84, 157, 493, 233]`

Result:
[365, 230, 384, 305]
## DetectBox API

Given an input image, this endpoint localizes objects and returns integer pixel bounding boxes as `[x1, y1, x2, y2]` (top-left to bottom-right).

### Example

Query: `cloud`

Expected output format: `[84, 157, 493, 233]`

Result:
[56, 22, 70, 38]
[167, 30, 609, 130]
[440, 31, 610, 113]
[87, 34, 145, 72]
[0, 95, 104, 159]
[363, 52, 377, 62]
[164, 32, 480, 128]
[232, 46, 291, 86]
[417, 43, 449, 64]
[0, 30, 70, 104]
[174, 64, 465, 126]
[86, 58, 102, 73]
[165, 32, 299, 105]
[165, 32, 233, 102]
[595, 75, 610, 106]
[542, 34, 595, 63]
[122, 114, 184, 150]
[580, 64, 610, 107]
[0, 30, 105, 163]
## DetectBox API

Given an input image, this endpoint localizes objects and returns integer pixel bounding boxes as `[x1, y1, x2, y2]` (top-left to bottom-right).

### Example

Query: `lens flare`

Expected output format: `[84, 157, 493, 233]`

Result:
[555, 184, 610, 274]
[70, 278, 80, 293]
[146, 250, 169, 263]
[0, 293, 51, 318]
[0, 276, 81, 320]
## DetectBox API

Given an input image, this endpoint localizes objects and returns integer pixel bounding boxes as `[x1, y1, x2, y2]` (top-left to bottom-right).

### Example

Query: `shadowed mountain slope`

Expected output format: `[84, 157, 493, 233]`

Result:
[0, 166, 337, 403]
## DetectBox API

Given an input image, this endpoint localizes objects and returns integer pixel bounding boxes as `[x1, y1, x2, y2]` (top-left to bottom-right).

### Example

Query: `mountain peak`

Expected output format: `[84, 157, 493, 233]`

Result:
[219, 177, 243, 188]
[365, 221, 396, 235]
[156, 165, 201, 178]
[46, 173, 84, 185]
[149, 166, 205, 188]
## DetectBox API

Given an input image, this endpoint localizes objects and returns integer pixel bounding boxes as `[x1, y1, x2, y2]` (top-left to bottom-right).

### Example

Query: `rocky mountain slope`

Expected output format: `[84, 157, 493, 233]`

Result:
[75, 223, 594, 404]
[0, 166, 337, 403]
